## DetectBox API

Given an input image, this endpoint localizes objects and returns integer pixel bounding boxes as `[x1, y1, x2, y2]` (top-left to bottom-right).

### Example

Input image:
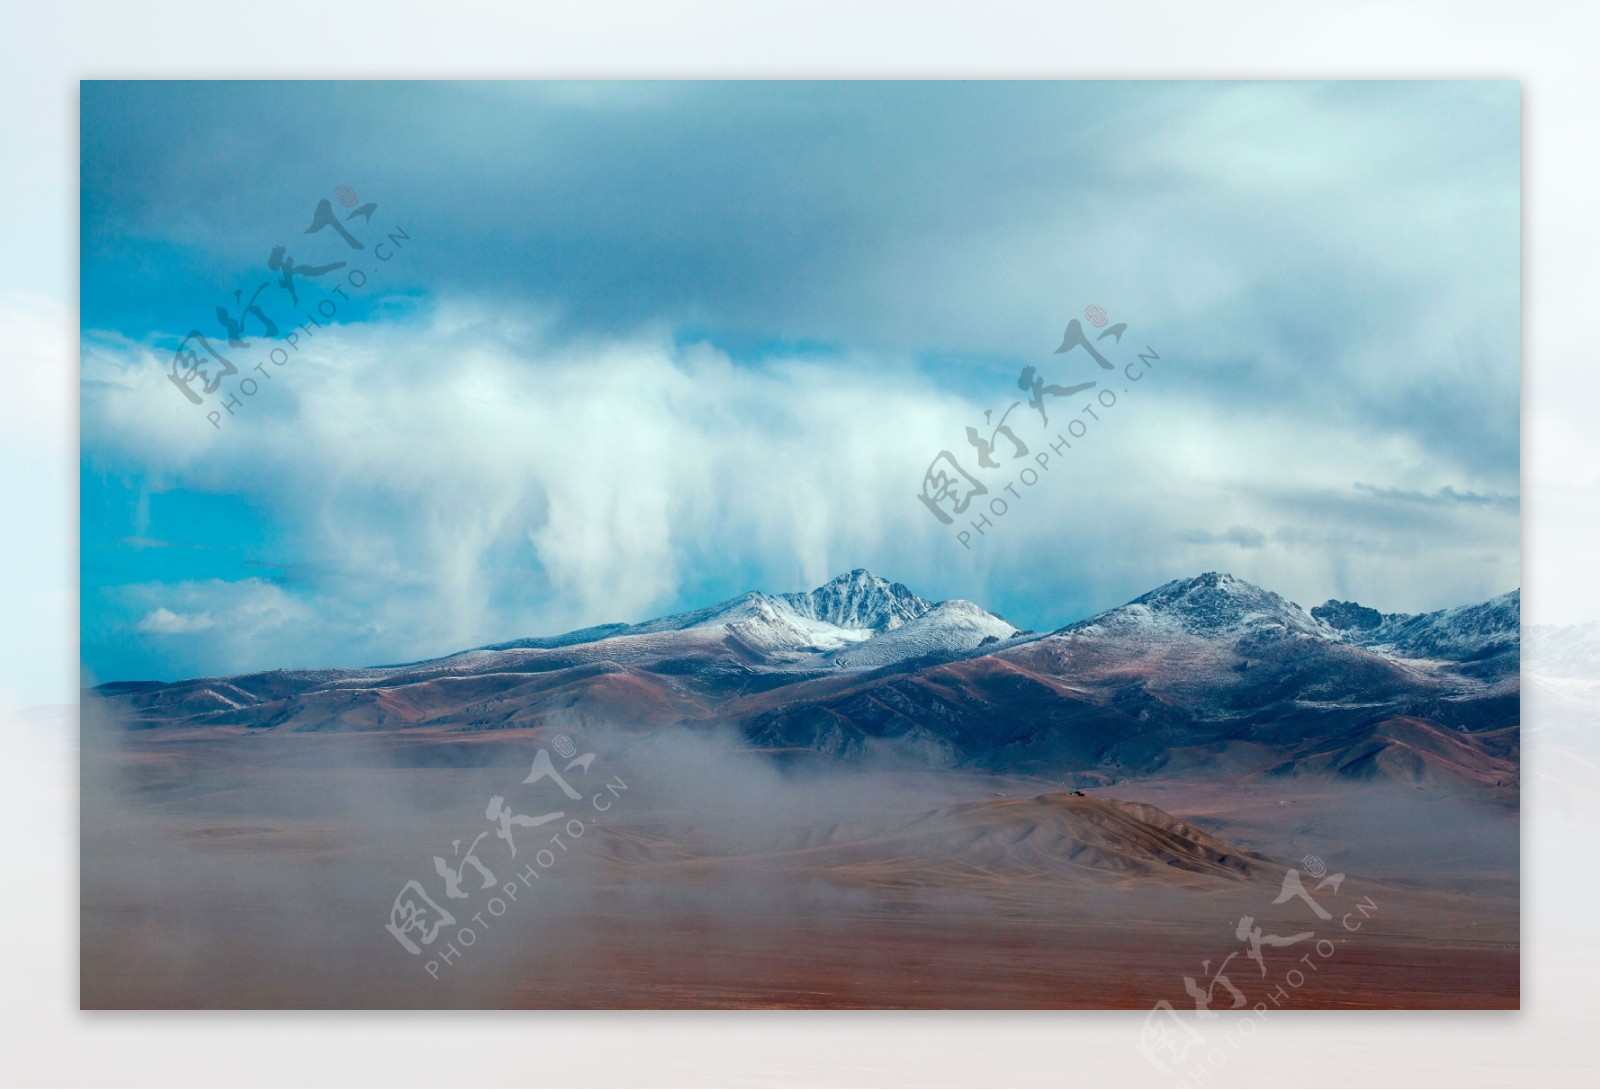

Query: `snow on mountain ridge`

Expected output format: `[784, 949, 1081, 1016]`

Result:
[1065, 572, 1325, 641]
[478, 569, 983, 667]
[1313, 589, 1520, 664]
[827, 599, 1019, 669]
[779, 568, 932, 632]
[721, 593, 877, 655]
[431, 572, 1521, 685]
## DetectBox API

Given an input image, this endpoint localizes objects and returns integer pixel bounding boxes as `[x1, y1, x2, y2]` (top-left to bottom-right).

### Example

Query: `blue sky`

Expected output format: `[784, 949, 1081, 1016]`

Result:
[79, 80, 1520, 684]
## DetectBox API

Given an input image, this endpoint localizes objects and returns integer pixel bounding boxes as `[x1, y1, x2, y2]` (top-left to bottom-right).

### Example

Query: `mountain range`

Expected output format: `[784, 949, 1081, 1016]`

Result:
[91, 569, 1520, 790]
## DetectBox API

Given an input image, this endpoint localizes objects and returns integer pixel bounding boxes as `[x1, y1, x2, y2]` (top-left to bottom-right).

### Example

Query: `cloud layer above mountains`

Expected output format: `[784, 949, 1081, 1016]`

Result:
[79, 81, 1519, 682]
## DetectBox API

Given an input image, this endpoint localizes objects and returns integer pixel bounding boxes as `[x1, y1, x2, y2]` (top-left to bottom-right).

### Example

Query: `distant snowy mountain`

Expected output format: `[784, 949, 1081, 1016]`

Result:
[1313, 589, 1520, 679]
[747, 572, 1518, 784]
[478, 569, 996, 665]
[1067, 572, 1325, 642]
[476, 569, 934, 656]
[779, 569, 932, 631]
[90, 570, 1520, 790]
[827, 599, 1018, 670]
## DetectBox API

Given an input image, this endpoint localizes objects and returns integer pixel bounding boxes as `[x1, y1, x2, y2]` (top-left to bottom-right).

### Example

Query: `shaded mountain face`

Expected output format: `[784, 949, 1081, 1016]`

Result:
[1311, 599, 1388, 633]
[90, 571, 1519, 791]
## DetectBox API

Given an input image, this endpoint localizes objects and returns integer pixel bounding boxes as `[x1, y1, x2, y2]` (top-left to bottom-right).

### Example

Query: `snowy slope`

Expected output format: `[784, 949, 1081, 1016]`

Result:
[779, 569, 932, 631]
[1063, 572, 1327, 643]
[1312, 589, 1519, 680]
[476, 569, 992, 669]
[825, 599, 1019, 669]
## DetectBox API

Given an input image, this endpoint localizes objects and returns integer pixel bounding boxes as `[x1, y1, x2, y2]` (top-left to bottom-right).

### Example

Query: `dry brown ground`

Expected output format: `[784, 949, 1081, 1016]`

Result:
[80, 729, 1518, 1009]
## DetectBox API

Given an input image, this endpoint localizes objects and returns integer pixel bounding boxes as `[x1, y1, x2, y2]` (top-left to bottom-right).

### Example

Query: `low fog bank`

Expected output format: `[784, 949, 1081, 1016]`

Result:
[80, 702, 1517, 1008]
[1125, 777, 1519, 892]
[80, 705, 1017, 1007]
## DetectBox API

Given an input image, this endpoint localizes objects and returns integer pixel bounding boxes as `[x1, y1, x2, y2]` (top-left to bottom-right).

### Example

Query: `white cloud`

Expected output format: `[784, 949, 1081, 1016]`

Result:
[103, 579, 314, 680]
[80, 297, 1520, 681]
[134, 607, 217, 635]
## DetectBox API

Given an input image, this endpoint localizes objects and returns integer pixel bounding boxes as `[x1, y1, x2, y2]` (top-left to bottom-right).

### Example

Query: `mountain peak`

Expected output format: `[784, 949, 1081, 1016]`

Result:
[818, 567, 880, 589]
[1133, 572, 1296, 612]
[781, 570, 932, 632]
[1073, 572, 1320, 639]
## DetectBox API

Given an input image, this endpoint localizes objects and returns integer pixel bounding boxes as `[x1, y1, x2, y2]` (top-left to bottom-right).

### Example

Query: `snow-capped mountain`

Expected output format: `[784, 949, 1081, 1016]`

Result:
[479, 569, 997, 664]
[826, 598, 1018, 670]
[779, 569, 932, 631]
[744, 572, 1518, 785]
[1066, 572, 1325, 641]
[90, 571, 1519, 790]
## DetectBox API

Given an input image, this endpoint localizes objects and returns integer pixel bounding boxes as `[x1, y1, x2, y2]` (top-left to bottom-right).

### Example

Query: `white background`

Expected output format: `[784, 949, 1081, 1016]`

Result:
[2, 1, 1595, 1085]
